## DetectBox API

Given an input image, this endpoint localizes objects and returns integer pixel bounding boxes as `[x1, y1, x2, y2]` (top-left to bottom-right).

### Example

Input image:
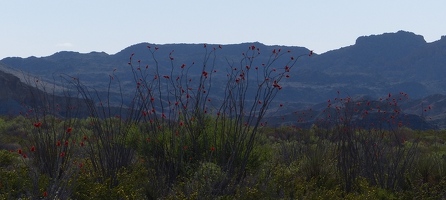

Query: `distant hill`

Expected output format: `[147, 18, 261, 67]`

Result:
[288, 31, 446, 101]
[0, 63, 88, 117]
[0, 65, 29, 115]
[1, 30, 446, 129]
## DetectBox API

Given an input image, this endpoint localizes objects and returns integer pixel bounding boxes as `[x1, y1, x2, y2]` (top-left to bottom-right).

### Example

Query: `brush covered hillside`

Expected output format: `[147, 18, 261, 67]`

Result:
[3, 31, 446, 199]
[1, 30, 446, 128]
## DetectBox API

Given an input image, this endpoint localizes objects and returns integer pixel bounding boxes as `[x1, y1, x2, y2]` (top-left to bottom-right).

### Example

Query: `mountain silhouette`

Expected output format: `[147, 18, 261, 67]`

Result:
[1, 30, 445, 128]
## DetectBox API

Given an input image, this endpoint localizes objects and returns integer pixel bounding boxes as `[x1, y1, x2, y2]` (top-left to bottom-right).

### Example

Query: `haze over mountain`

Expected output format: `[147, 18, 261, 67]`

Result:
[1, 30, 445, 128]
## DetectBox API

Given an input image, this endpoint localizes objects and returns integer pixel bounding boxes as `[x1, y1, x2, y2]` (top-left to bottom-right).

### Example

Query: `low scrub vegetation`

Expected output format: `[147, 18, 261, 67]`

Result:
[1, 45, 445, 199]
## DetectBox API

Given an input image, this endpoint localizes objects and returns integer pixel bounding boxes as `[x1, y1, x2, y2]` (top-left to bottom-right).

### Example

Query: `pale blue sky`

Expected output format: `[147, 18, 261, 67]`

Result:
[1, 1, 445, 59]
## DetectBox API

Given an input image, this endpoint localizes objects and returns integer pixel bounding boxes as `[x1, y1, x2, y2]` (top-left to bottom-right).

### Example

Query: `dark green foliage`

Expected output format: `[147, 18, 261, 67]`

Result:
[2, 115, 446, 199]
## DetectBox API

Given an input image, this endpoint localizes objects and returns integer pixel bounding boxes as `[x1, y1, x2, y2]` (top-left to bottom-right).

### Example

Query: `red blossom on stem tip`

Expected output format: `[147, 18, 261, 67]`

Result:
[31, 146, 35, 152]
[34, 122, 42, 128]
[66, 127, 72, 133]
[83, 135, 87, 141]
[60, 152, 65, 157]
[64, 140, 69, 146]
[43, 191, 48, 197]
[210, 146, 216, 151]
[22, 154, 27, 158]
[56, 141, 61, 147]
[18, 149, 22, 154]
[273, 80, 282, 90]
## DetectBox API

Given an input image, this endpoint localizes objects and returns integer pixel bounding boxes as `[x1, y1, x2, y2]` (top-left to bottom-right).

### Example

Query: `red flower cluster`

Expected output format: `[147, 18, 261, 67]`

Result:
[273, 80, 282, 90]
[34, 122, 42, 128]
[202, 71, 208, 78]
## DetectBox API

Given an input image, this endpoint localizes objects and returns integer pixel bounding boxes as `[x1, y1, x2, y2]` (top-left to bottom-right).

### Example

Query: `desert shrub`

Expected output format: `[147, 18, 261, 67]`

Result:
[315, 94, 420, 192]
[72, 161, 150, 200]
[168, 162, 225, 199]
[0, 116, 28, 146]
[0, 150, 35, 199]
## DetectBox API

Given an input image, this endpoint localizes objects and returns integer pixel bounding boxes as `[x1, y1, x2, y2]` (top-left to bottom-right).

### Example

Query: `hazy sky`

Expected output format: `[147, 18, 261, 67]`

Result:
[1, 1, 445, 59]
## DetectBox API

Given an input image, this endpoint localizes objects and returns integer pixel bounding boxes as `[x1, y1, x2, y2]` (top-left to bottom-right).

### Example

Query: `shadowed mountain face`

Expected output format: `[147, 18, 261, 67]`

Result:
[1, 31, 446, 128]
[0, 63, 89, 117]
[290, 31, 446, 101]
[0, 67, 29, 115]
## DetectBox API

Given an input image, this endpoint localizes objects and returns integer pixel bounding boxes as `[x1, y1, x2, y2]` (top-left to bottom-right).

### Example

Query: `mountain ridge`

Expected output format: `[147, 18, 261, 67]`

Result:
[1, 30, 446, 128]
